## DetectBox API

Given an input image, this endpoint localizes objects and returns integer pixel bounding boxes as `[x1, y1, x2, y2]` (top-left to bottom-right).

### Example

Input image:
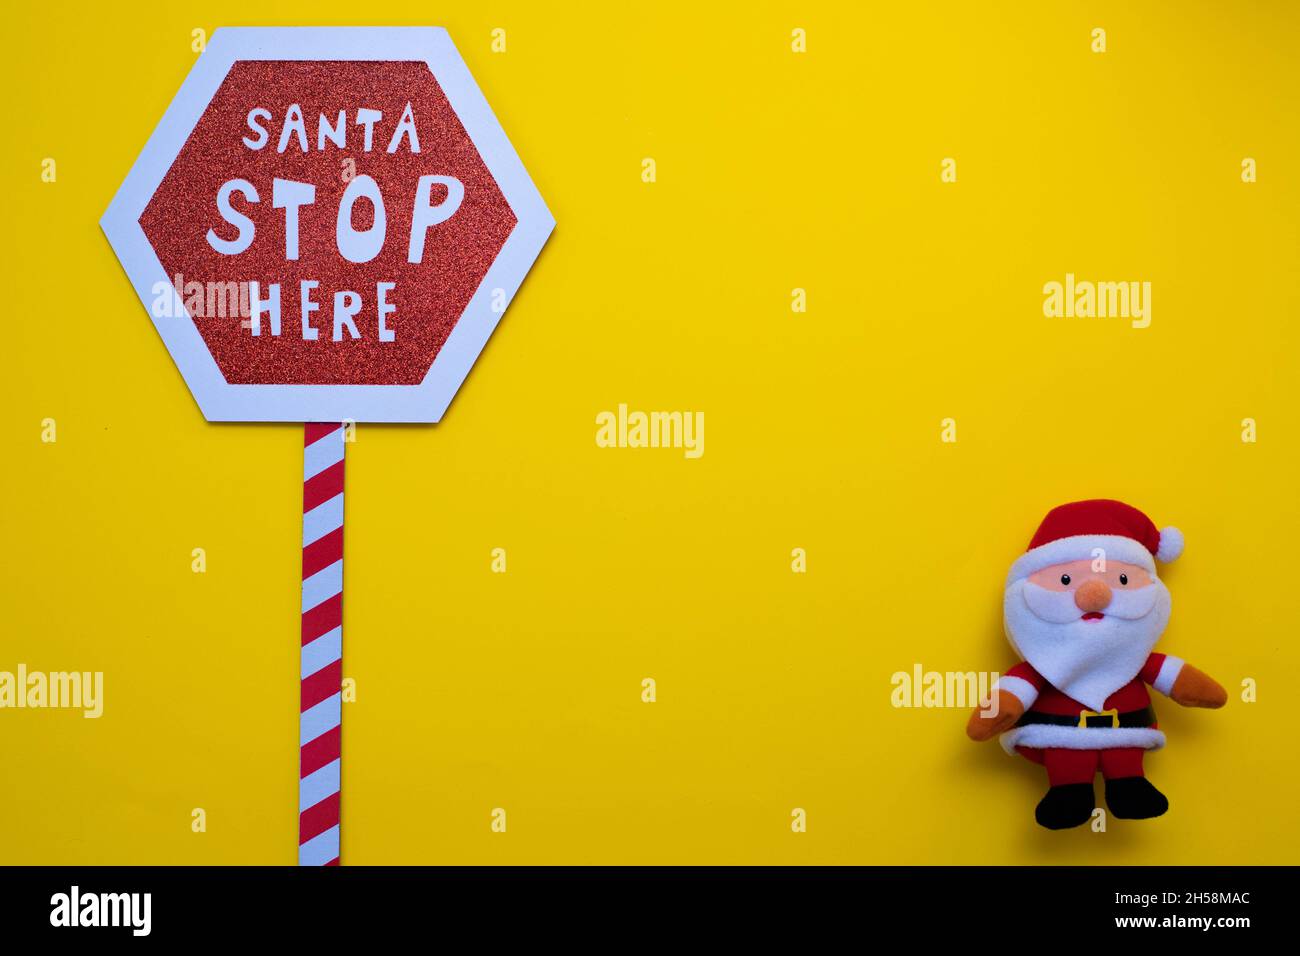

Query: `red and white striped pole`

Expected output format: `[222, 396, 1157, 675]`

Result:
[298, 423, 345, 865]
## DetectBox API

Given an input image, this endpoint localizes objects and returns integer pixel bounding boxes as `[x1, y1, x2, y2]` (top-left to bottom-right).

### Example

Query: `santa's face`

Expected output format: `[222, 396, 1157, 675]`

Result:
[1004, 558, 1171, 710]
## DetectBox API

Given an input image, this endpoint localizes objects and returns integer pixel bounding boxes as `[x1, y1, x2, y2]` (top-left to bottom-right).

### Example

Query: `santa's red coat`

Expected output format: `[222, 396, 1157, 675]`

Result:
[997, 653, 1176, 755]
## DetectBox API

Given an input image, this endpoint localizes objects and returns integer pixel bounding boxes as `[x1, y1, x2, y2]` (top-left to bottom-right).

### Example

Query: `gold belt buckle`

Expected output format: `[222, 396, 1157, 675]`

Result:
[1079, 708, 1120, 728]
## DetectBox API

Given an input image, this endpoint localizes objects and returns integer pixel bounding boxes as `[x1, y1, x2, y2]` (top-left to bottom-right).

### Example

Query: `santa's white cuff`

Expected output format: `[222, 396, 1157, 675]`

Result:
[994, 675, 1039, 710]
[1152, 655, 1184, 697]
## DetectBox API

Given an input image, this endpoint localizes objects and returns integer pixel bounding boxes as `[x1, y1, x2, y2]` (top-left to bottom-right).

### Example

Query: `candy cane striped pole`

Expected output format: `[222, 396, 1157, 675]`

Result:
[299, 422, 345, 865]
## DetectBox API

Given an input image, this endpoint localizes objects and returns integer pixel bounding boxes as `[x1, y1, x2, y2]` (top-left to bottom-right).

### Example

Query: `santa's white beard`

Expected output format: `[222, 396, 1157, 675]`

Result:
[1003, 578, 1171, 711]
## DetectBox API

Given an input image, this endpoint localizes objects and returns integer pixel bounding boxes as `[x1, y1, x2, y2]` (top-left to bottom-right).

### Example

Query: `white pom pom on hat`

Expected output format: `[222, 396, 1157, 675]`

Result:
[1156, 526, 1184, 563]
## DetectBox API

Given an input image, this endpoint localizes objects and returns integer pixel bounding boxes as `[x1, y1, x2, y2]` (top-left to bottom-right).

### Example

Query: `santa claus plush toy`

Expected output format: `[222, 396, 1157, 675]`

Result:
[967, 499, 1227, 829]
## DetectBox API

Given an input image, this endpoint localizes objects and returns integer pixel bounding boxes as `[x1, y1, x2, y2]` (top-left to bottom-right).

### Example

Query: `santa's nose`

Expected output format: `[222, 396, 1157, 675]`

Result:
[1074, 578, 1112, 612]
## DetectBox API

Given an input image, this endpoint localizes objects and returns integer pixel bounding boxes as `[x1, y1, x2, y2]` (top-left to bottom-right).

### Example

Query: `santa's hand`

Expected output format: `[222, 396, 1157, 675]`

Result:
[1170, 664, 1228, 709]
[966, 689, 1024, 741]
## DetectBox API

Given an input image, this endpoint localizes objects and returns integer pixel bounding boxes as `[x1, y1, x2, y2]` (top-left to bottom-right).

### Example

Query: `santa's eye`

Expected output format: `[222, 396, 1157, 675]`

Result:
[1060, 574, 1071, 586]
[1119, 573, 1128, 585]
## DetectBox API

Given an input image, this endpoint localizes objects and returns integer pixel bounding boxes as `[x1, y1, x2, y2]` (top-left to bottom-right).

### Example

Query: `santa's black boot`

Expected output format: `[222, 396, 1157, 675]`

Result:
[1104, 776, 1169, 819]
[1034, 783, 1096, 830]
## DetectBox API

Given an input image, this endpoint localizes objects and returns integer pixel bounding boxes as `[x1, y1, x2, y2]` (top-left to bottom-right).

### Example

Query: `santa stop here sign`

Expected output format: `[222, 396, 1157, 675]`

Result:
[102, 27, 554, 422]
[101, 27, 553, 865]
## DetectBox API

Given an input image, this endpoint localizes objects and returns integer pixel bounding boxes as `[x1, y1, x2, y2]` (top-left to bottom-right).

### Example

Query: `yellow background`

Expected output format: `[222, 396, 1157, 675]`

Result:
[3, 1, 1297, 864]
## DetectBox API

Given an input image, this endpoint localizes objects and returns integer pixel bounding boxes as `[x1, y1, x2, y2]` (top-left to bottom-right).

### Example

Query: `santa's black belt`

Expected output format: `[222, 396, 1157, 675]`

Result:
[1014, 706, 1154, 729]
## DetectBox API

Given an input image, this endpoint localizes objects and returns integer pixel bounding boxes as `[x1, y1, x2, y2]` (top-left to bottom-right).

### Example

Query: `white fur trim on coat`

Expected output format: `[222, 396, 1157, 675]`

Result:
[993, 675, 1039, 710]
[1007, 534, 1157, 587]
[999, 724, 1166, 754]
[1152, 655, 1184, 697]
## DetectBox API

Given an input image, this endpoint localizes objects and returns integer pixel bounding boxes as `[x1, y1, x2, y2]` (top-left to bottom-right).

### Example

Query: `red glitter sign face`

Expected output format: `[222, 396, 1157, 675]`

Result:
[140, 61, 517, 385]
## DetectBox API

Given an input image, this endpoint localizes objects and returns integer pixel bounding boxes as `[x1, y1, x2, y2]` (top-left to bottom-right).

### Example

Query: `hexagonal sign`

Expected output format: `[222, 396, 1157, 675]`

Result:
[102, 27, 553, 422]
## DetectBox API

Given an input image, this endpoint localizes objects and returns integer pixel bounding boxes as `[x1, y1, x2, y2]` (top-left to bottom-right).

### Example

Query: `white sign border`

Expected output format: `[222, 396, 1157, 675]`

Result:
[101, 27, 555, 423]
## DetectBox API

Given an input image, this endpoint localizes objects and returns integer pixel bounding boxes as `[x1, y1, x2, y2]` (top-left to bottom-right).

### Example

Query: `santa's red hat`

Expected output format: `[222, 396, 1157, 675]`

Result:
[1006, 499, 1183, 585]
